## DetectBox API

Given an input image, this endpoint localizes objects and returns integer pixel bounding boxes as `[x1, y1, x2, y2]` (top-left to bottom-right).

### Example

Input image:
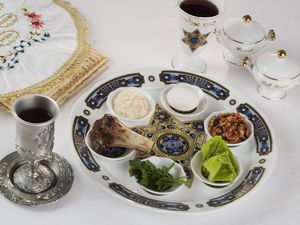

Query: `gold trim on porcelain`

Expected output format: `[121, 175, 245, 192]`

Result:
[236, 46, 254, 53]
[255, 61, 300, 82]
[277, 49, 286, 58]
[222, 28, 266, 45]
[222, 54, 243, 66]
[0, 0, 109, 111]
[268, 29, 276, 41]
[274, 84, 289, 88]
[243, 15, 252, 23]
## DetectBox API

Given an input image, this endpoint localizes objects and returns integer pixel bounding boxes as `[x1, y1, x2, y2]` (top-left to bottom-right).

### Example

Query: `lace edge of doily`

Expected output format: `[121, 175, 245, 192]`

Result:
[0, 0, 109, 111]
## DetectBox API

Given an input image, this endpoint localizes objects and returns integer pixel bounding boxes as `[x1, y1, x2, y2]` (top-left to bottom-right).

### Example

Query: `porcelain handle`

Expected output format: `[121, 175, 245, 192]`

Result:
[266, 29, 276, 41]
[242, 57, 253, 72]
[214, 28, 221, 43]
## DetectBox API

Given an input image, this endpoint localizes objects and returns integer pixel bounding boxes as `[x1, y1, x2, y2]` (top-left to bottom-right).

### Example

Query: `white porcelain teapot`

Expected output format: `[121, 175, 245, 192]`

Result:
[243, 49, 300, 100]
[216, 15, 276, 66]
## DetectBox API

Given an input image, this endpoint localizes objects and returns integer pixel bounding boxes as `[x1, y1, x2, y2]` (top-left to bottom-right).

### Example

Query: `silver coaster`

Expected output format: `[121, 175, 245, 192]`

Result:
[0, 151, 73, 206]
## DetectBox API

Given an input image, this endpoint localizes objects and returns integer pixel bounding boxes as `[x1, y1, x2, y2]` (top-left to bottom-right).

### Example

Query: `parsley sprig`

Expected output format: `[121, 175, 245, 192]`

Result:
[129, 159, 186, 192]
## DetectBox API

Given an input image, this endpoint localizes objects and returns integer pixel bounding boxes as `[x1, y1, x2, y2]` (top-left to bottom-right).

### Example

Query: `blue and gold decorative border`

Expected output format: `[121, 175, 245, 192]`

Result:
[72, 116, 100, 172]
[85, 73, 145, 109]
[109, 183, 189, 211]
[207, 167, 265, 207]
[237, 103, 272, 156]
[159, 70, 230, 100]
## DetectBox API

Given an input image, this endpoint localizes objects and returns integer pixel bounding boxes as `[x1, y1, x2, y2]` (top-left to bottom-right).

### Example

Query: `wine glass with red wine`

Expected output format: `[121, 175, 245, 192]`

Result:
[11, 95, 59, 194]
[172, 0, 225, 73]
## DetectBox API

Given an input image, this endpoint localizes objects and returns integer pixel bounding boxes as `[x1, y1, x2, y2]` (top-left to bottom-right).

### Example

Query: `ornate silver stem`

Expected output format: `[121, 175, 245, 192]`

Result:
[29, 160, 39, 178]
[11, 95, 60, 194]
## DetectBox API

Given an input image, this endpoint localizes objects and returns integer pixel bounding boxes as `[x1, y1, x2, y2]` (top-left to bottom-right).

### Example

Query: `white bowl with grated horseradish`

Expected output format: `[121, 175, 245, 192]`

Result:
[106, 87, 156, 127]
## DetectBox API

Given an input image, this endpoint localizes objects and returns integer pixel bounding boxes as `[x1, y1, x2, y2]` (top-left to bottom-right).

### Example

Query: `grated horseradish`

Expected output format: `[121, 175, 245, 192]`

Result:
[113, 89, 149, 119]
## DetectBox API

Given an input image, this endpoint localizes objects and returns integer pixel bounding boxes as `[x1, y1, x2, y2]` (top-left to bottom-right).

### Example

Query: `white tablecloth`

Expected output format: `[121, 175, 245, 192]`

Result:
[0, 0, 300, 224]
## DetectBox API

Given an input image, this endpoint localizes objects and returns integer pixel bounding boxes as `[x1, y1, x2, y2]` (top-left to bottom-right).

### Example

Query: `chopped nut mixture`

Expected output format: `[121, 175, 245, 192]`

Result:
[208, 113, 250, 144]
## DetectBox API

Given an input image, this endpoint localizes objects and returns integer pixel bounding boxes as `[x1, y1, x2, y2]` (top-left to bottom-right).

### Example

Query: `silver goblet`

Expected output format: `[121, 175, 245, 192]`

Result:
[11, 95, 59, 194]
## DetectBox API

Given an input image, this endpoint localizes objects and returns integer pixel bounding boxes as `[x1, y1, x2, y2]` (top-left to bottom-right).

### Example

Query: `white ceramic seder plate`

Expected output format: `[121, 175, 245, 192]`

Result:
[70, 67, 277, 214]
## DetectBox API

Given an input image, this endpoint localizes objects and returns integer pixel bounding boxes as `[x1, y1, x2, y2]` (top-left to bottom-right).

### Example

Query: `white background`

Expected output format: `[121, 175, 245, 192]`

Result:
[0, 0, 300, 224]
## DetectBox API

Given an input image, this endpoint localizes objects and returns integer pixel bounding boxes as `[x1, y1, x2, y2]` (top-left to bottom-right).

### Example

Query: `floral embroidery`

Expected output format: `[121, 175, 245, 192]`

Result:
[24, 11, 44, 29]
[0, 33, 50, 70]
[25, 12, 41, 20]
[31, 20, 44, 29]
[0, 7, 50, 70]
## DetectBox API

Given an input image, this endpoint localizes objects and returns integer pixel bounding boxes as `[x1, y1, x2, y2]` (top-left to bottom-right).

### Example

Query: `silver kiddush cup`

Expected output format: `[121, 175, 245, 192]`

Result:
[11, 95, 59, 194]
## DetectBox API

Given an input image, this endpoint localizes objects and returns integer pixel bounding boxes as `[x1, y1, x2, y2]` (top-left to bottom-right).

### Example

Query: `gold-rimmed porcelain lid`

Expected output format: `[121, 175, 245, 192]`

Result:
[223, 15, 266, 44]
[256, 49, 300, 80]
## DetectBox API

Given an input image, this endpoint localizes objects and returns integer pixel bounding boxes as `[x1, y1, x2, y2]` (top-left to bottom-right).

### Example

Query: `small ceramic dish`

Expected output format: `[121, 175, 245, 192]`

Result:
[85, 129, 136, 161]
[216, 14, 275, 66]
[243, 49, 300, 100]
[203, 110, 254, 147]
[160, 83, 208, 121]
[136, 156, 186, 196]
[106, 87, 156, 127]
[191, 151, 242, 188]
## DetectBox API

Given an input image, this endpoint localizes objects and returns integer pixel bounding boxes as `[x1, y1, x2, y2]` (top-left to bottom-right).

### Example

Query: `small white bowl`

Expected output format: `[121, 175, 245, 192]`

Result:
[160, 83, 208, 121]
[191, 151, 242, 187]
[85, 129, 136, 161]
[135, 156, 186, 196]
[203, 110, 254, 147]
[106, 87, 156, 127]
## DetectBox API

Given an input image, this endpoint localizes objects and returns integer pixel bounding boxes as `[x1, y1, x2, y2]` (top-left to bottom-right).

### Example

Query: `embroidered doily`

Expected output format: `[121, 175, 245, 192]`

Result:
[0, 0, 108, 110]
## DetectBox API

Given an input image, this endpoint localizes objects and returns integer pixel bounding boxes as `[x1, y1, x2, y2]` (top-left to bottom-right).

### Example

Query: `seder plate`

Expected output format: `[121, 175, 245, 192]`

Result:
[0, 152, 74, 206]
[70, 67, 277, 214]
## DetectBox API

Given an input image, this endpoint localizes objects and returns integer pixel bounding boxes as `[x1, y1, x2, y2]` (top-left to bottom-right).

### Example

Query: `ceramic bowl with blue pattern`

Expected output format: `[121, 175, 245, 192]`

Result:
[85, 129, 136, 161]
[136, 156, 186, 196]
[160, 83, 208, 122]
[204, 110, 254, 147]
[191, 151, 242, 188]
[106, 87, 156, 127]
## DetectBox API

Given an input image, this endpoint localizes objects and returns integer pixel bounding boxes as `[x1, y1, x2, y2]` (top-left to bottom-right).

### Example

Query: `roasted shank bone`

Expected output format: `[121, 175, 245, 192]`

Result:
[90, 114, 153, 154]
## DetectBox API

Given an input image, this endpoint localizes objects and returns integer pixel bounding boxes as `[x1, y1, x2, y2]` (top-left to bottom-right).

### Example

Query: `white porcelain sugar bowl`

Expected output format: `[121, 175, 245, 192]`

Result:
[216, 15, 276, 65]
[243, 49, 300, 100]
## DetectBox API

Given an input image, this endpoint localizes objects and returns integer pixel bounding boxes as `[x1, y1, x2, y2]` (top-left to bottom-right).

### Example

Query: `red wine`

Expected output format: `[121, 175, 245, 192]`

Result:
[18, 108, 53, 123]
[180, 0, 219, 17]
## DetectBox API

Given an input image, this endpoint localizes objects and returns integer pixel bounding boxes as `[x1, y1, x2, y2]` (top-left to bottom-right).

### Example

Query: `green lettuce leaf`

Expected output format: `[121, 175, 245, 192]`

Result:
[200, 136, 239, 183]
